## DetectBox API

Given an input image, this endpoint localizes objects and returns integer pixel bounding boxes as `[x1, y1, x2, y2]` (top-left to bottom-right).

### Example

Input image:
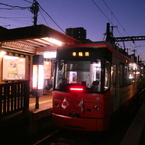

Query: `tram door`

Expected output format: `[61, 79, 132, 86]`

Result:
[111, 64, 119, 112]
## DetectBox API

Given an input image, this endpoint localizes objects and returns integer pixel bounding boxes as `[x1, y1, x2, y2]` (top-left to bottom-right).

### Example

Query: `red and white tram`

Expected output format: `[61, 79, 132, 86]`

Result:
[52, 42, 140, 131]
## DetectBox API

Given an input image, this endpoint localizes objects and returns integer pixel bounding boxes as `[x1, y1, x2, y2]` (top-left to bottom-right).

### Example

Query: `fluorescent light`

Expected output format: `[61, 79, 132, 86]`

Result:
[44, 51, 56, 58]
[0, 50, 6, 58]
[42, 37, 63, 46]
[4, 55, 19, 59]
[32, 65, 38, 89]
[38, 65, 44, 89]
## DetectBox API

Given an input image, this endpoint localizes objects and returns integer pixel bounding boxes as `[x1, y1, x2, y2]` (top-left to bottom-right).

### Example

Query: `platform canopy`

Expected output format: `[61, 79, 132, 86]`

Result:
[0, 25, 81, 54]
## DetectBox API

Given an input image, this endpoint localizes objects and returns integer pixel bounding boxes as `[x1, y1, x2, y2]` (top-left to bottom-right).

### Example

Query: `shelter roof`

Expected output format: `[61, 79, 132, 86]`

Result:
[0, 25, 80, 54]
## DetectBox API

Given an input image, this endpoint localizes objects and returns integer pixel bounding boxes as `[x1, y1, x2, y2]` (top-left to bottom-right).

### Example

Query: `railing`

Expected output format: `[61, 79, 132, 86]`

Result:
[0, 80, 30, 120]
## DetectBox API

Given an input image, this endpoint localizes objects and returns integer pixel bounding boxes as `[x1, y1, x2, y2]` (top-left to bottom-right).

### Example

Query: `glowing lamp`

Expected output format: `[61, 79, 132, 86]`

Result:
[32, 55, 44, 97]
[69, 85, 84, 92]
[44, 51, 56, 58]
[78, 52, 83, 57]
[85, 52, 89, 56]
[72, 52, 76, 56]
[70, 88, 83, 91]
[42, 37, 62, 46]
[0, 50, 6, 58]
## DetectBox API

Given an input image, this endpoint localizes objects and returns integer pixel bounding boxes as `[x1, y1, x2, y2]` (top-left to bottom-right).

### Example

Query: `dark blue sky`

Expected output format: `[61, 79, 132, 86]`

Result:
[0, 0, 145, 61]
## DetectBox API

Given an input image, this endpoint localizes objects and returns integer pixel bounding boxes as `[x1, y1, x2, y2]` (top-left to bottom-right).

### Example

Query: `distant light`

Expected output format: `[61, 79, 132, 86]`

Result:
[129, 74, 134, 79]
[0, 50, 6, 58]
[42, 37, 63, 46]
[126, 59, 129, 63]
[72, 52, 89, 57]
[85, 52, 89, 56]
[78, 52, 83, 57]
[72, 52, 76, 56]
[44, 51, 56, 58]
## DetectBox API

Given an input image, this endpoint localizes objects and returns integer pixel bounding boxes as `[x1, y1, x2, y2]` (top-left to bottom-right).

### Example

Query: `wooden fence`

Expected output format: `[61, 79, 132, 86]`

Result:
[0, 80, 29, 120]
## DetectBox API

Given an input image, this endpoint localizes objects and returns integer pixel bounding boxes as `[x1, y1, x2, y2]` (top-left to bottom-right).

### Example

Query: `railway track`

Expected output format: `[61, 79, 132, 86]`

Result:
[33, 129, 61, 145]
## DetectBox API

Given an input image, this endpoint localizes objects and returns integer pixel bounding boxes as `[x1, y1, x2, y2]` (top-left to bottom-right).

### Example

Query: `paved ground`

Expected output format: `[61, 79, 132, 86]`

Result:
[29, 94, 52, 112]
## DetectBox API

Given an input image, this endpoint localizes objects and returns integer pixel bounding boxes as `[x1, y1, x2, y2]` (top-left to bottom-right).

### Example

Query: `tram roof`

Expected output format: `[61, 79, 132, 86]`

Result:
[0, 25, 81, 54]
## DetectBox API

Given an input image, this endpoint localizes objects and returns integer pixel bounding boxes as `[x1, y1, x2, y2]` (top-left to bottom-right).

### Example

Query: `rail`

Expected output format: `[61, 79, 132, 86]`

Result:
[0, 80, 30, 120]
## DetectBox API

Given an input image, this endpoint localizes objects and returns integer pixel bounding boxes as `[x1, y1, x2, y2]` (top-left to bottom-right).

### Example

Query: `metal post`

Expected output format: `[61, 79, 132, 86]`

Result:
[35, 97, 39, 109]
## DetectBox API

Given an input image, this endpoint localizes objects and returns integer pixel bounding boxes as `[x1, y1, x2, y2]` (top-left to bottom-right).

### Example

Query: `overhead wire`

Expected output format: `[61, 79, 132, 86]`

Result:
[0, 1, 65, 33]
[0, 16, 32, 25]
[103, 0, 145, 60]
[0, 3, 29, 10]
[92, 0, 123, 37]
[103, 0, 142, 56]
[92, 0, 112, 25]
[24, 0, 65, 33]
[0, 16, 31, 18]
[102, 0, 132, 37]
[38, 3, 65, 33]
[0, 16, 32, 23]
[92, 0, 124, 48]
[0, 2, 33, 26]
[39, 9, 49, 26]
[23, 0, 33, 4]
[92, 0, 128, 38]
[92, 0, 140, 54]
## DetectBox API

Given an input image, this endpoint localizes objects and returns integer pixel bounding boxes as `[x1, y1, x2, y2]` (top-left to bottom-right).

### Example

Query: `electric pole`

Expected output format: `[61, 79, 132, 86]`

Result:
[30, 0, 39, 25]
[132, 49, 137, 55]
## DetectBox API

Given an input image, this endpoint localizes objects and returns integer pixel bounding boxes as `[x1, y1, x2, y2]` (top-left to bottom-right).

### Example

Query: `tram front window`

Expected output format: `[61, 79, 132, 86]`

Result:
[55, 60, 102, 92]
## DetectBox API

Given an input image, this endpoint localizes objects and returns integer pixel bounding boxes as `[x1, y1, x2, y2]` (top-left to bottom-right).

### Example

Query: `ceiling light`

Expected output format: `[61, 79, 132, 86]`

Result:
[42, 37, 63, 46]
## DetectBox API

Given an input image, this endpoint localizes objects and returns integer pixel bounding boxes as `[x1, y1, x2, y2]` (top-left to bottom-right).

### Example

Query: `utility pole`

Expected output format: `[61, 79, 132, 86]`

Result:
[132, 49, 137, 55]
[30, 0, 39, 25]
[106, 23, 112, 42]
[125, 48, 131, 53]
[106, 23, 118, 42]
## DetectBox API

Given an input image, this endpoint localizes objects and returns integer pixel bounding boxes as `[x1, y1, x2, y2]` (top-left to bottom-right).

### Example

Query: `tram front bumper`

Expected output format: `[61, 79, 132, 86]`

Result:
[52, 113, 110, 132]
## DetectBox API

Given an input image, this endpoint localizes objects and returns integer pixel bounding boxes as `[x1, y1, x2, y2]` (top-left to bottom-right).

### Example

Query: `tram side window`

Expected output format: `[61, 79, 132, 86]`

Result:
[104, 61, 110, 91]
[129, 66, 134, 83]
[124, 65, 129, 85]
[129, 63, 140, 82]
[119, 64, 124, 87]
[119, 63, 132, 87]
[91, 60, 101, 92]
[55, 61, 66, 90]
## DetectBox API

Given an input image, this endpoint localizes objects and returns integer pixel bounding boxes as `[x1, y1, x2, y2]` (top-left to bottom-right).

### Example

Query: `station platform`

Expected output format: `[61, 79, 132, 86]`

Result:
[29, 94, 52, 112]
[29, 94, 53, 123]
[27, 94, 53, 135]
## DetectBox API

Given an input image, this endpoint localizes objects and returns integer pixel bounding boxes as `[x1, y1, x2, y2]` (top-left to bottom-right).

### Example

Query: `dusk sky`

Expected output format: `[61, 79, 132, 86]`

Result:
[0, 0, 145, 61]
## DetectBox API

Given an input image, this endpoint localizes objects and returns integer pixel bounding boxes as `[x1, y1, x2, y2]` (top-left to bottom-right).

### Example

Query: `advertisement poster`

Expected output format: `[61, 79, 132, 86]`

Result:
[8, 59, 18, 78]
[44, 61, 51, 79]
[3, 55, 25, 80]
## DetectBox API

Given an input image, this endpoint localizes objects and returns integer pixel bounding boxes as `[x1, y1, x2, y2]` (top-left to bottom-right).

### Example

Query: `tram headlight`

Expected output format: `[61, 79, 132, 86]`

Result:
[94, 105, 99, 110]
